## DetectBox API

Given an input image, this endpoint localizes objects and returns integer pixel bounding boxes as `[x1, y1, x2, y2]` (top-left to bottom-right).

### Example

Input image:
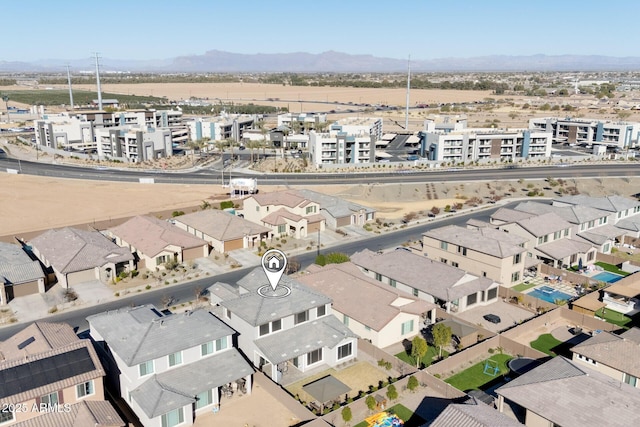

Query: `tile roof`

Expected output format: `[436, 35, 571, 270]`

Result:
[88, 305, 234, 366]
[496, 356, 640, 427]
[576, 224, 626, 245]
[350, 249, 496, 302]
[173, 210, 270, 241]
[109, 215, 207, 257]
[131, 348, 252, 418]
[600, 272, 640, 298]
[261, 208, 303, 225]
[0, 322, 79, 361]
[535, 238, 594, 260]
[490, 207, 536, 224]
[297, 263, 435, 331]
[296, 189, 375, 219]
[571, 328, 640, 377]
[249, 189, 312, 208]
[0, 242, 45, 285]
[9, 400, 124, 427]
[423, 225, 527, 258]
[516, 201, 607, 224]
[615, 217, 640, 232]
[209, 268, 332, 326]
[254, 315, 357, 365]
[430, 398, 522, 427]
[554, 195, 640, 212]
[28, 227, 133, 274]
[514, 212, 572, 237]
[0, 339, 104, 404]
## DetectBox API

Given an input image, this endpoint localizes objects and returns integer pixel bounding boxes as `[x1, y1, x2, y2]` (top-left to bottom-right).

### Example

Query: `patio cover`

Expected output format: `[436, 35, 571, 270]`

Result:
[302, 375, 351, 406]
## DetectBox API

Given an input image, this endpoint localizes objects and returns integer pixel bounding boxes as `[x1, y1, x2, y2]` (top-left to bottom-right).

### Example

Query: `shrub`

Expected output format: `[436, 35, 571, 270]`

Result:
[407, 375, 419, 392]
[145, 285, 151, 290]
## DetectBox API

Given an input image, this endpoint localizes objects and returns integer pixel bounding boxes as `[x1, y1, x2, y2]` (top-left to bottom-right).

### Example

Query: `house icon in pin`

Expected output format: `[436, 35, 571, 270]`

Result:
[267, 256, 280, 270]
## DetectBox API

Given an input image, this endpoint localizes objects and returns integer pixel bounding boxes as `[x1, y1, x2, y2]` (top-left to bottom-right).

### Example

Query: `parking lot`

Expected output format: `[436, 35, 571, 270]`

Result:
[456, 300, 536, 333]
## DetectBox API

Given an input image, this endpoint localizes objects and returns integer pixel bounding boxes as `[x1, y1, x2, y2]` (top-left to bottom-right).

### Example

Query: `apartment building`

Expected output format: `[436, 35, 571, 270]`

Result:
[420, 127, 552, 163]
[186, 114, 256, 142]
[277, 112, 327, 134]
[308, 117, 381, 166]
[529, 117, 640, 148]
[34, 114, 95, 151]
[94, 126, 173, 161]
[421, 225, 527, 286]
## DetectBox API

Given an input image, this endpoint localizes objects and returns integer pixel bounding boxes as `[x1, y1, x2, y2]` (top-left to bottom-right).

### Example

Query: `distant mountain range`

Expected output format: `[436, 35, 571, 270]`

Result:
[3, 51, 640, 73]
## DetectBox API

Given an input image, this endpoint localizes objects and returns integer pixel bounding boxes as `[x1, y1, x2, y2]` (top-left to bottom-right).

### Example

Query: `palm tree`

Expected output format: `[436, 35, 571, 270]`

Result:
[258, 122, 270, 160]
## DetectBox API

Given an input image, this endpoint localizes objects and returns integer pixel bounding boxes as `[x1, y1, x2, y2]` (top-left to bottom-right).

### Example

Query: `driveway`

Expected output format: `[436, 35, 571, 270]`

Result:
[455, 300, 536, 333]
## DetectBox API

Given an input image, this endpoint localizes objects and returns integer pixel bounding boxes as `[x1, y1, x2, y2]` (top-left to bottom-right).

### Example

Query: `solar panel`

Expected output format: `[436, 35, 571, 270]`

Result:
[0, 347, 95, 399]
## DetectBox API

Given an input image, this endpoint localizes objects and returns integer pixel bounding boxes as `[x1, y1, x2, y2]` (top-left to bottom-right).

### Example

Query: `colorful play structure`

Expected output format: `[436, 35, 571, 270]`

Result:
[483, 359, 501, 377]
[365, 411, 404, 427]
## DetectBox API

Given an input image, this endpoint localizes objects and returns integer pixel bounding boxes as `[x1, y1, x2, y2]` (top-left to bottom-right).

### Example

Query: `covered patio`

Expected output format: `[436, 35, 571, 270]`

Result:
[302, 375, 351, 413]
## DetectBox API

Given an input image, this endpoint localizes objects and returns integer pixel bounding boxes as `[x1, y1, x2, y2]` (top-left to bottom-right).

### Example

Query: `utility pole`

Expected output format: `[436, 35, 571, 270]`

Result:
[94, 53, 103, 110]
[66, 64, 75, 110]
[405, 55, 411, 131]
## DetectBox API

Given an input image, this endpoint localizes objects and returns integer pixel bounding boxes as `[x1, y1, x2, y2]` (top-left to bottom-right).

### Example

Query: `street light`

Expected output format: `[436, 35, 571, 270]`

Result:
[1, 95, 9, 123]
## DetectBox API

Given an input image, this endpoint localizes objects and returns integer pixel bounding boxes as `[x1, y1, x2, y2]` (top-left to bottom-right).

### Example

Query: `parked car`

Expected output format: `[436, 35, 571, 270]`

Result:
[483, 314, 501, 324]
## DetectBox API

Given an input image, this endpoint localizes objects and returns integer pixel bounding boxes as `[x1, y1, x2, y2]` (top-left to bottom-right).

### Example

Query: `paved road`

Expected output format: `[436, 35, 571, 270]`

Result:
[0, 203, 501, 341]
[0, 157, 637, 186]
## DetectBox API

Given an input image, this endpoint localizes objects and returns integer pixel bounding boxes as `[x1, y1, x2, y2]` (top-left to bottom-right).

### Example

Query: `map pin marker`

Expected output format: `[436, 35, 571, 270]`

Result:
[261, 249, 287, 292]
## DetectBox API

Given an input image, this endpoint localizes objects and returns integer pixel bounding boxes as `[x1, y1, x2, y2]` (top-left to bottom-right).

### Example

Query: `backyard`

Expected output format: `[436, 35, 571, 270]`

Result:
[353, 404, 426, 427]
[444, 353, 512, 392]
[512, 282, 538, 292]
[595, 308, 633, 329]
[395, 346, 448, 369]
[594, 261, 630, 277]
[530, 333, 563, 356]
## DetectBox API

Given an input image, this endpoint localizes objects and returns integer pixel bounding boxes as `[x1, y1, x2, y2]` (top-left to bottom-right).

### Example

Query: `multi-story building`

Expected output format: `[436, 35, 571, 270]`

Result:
[207, 268, 358, 384]
[421, 225, 528, 286]
[420, 127, 552, 163]
[94, 126, 173, 161]
[186, 114, 257, 142]
[88, 305, 253, 427]
[277, 113, 327, 134]
[308, 117, 381, 166]
[529, 117, 640, 148]
[34, 114, 95, 151]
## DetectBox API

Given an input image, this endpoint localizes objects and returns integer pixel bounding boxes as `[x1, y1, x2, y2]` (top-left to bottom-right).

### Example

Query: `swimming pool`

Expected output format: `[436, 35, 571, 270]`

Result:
[592, 271, 624, 283]
[529, 286, 572, 304]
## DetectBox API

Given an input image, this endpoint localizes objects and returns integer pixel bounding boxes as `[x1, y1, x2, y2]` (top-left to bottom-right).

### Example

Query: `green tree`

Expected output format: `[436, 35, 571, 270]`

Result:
[407, 375, 419, 392]
[326, 252, 350, 264]
[365, 395, 376, 413]
[386, 384, 398, 401]
[432, 323, 453, 359]
[341, 406, 352, 426]
[411, 335, 428, 368]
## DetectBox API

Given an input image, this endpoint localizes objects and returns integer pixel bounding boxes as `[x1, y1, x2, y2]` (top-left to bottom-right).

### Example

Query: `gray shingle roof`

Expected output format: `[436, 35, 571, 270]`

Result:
[555, 195, 640, 212]
[130, 348, 252, 418]
[173, 210, 271, 241]
[350, 249, 496, 302]
[209, 268, 332, 326]
[254, 315, 357, 365]
[423, 225, 527, 258]
[88, 305, 234, 366]
[0, 242, 45, 285]
[29, 227, 133, 274]
[516, 201, 607, 224]
[297, 189, 375, 219]
[297, 262, 435, 331]
[571, 328, 640, 378]
[430, 398, 522, 427]
[496, 356, 640, 427]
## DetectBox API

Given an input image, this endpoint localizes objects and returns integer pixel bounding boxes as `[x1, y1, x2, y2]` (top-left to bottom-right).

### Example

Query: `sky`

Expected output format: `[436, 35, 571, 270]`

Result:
[4, 0, 639, 63]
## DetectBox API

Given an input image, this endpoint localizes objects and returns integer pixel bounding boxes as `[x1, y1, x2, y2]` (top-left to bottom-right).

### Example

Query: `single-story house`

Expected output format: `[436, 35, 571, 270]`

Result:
[296, 189, 376, 229]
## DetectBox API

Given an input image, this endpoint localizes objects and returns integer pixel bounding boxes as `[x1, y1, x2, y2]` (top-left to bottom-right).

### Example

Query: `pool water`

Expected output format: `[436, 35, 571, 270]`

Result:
[529, 285, 572, 304]
[592, 271, 624, 283]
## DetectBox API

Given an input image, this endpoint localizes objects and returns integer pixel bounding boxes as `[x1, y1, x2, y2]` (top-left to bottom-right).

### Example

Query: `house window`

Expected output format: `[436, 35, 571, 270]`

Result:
[256, 206, 259, 212]
[337, 343, 353, 359]
[196, 389, 213, 409]
[457, 246, 467, 256]
[564, 228, 570, 236]
[272, 319, 282, 332]
[537, 235, 548, 244]
[389, 278, 396, 287]
[225, 308, 231, 320]
[306, 206, 317, 214]
[278, 224, 286, 234]
[307, 348, 323, 365]
[139, 361, 154, 377]
[168, 351, 182, 367]
[587, 251, 595, 261]
[375, 273, 382, 281]
[401, 320, 414, 335]
[440, 241, 448, 250]
[451, 261, 459, 268]
[588, 220, 595, 228]
[365, 325, 371, 331]
[201, 342, 214, 356]
[624, 373, 638, 387]
[413, 288, 419, 297]
[40, 391, 59, 408]
[467, 293, 478, 306]
[216, 336, 228, 351]
[513, 253, 521, 265]
[161, 407, 184, 427]
[317, 305, 326, 317]
[511, 272, 520, 282]
[343, 314, 349, 326]
[0, 409, 14, 424]
[554, 231, 561, 240]
[76, 380, 94, 398]
[440, 258, 447, 264]
[259, 323, 270, 336]
[156, 255, 168, 265]
[295, 310, 309, 325]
